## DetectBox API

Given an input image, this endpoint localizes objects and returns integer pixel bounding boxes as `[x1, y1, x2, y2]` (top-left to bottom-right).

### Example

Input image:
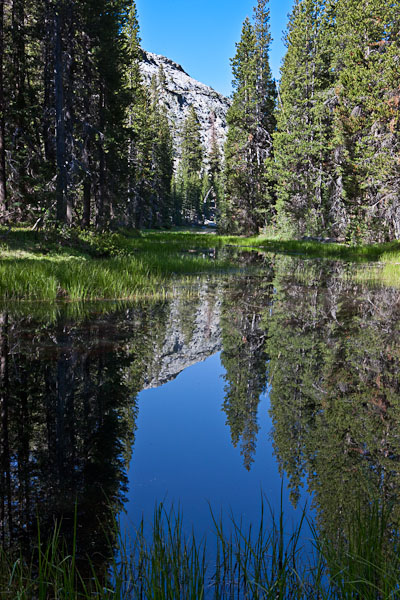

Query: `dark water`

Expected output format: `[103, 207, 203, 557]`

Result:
[1, 254, 400, 572]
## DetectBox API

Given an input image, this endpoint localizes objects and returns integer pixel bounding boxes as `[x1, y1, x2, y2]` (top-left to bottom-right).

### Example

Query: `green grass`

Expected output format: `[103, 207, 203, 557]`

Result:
[1, 500, 399, 599]
[135, 229, 400, 262]
[2, 226, 400, 300]
[0, 228, 236, 301]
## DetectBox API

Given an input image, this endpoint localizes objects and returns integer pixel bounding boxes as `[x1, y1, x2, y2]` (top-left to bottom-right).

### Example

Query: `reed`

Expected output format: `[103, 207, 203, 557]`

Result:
[1, 499, 399, 599]
[0, 253, 233, 302]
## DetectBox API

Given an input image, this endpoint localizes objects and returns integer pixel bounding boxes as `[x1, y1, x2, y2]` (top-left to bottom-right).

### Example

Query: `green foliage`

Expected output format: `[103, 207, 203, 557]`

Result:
[267, 257, 400, 559]
[207, 112, 223, 223]
[274, 0, 400, 243]
[220, 273, 272, 470]
[2, 226, 400, 301]
[0, 228, 237, 301]
[122, 2, 151, 227]
[176, 106, 205, 224]
[125, 62, 174, 228]
[274, 0, 336, 238]
[4, 0, 400, 241]
[148, 68, 174, 226]
[0, 0, 173, 230]
[331, 0, 400, 242]
[222, 1, 276, 235]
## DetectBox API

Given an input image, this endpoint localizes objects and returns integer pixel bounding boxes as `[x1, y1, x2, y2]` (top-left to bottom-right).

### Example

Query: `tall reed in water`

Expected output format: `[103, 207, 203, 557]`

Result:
[2, 499, 400, 599]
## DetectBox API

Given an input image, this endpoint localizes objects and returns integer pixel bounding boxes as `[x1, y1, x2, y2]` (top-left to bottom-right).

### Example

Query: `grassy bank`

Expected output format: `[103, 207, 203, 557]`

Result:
[1, 501, 399, 599]
[2, 226, 400, 300]
[0, 227, 234, 301]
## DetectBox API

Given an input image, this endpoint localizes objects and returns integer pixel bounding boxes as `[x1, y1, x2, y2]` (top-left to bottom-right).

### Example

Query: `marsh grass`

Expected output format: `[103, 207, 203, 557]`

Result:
[2, 226, 400, 300]
[1, 499, 400, 599]
[0, 253, 233, 302]
[315, 501, 400, 600]
[136, 230, 400, 263]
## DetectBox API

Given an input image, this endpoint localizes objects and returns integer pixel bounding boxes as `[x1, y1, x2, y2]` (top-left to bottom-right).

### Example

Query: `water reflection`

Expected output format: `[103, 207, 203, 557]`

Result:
[268, 257, 400, 546]
[0, 304, 167, 571]
[220, 271, 272, 470]
[1, 257, 400, 567]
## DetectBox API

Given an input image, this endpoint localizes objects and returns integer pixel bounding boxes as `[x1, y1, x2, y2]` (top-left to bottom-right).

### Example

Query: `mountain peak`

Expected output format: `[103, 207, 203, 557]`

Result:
[141, 50, 189, 77]
[140, 50, 230, 160]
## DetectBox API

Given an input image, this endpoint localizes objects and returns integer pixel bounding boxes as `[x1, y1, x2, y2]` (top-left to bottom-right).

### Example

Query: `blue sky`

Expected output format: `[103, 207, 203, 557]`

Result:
[136, 0, 294, 97]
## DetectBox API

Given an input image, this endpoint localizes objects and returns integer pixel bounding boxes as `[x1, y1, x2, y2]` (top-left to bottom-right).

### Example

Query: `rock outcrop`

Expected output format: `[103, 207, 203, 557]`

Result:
[140, 50, 230, 160]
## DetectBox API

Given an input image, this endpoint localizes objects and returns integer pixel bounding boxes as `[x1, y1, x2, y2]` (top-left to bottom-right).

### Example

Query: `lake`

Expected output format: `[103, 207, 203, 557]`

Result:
[1, 252, 399, 586]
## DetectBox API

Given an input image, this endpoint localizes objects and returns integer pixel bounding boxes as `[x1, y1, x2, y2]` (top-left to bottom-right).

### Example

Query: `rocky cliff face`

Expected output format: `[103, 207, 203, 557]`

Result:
[140, 50, 230, 160]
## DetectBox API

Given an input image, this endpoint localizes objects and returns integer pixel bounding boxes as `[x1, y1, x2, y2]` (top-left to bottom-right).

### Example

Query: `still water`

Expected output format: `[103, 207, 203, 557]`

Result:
[1, 254, 399, 571]
[126, 354, 307, 538]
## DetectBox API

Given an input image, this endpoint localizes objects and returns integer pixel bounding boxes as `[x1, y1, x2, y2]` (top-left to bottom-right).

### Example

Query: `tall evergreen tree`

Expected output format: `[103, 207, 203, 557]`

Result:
[122, 2, 148, 228]
[206, 111, 223, 222]
[93, 0, 132, 228]
[223, 0, 276, 235]
[53, 0, 69, 223]
[0, 0, 6, 219]
[147, 67, 174, 226]
[0, 0, 158, 230]
[274, 0, 336, 238]
[220, 273, 271, 470]
[2, 0, 399, 240]
[332, 0, 400, 241]
[178, 105, 204, 223]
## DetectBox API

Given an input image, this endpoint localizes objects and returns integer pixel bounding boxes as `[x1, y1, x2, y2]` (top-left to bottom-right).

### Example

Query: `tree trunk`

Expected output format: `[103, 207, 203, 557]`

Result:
[82, 136, 91, 227]
[55, 2, 67, 223]
[96, 84, 108, 229]
[64, 0, 74, 225]
[12, 0, 27, 206]
[43, 0, 55, 164]
[81, 42, 92, 228]
[0, 0, 7, 220]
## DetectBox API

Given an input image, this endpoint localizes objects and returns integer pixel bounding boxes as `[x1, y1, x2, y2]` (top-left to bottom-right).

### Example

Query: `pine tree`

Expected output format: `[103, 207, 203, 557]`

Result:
[171, 171, 183, 225]
[332, 0, 400, 241]
[3, 0, 54, 223]
[0, 0, 6, 219]
[0, 0, 151, 229]
[148, 67, 174, 226]
[207, 111, 223, 223]
[197, 113, 223, 224]
[223, 18, 257, 234]
[93, 0, 132, 228]
[53, 0, 70, 223]
[223, 1, 276, 235]
[179, 105, 204, 223]
[253, 0, 276, 225]
[274, 0, 336, 238]
[122, 2, 149, 228]
[220, 275, 271, 470]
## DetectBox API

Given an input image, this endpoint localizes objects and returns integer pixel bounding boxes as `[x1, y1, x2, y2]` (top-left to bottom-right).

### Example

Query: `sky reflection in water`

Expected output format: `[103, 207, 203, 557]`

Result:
[126, 352, 310, 540]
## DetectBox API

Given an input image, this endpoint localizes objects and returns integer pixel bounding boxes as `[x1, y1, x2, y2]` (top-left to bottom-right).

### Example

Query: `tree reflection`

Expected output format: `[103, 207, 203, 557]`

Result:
[0, 303, 168, 572]
[268, 257, 400, 544]
[220, 260, 273, 470]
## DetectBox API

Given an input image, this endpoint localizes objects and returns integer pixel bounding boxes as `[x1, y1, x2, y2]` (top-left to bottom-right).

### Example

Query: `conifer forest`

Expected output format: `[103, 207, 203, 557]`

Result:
[0, 0, 398, 241]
